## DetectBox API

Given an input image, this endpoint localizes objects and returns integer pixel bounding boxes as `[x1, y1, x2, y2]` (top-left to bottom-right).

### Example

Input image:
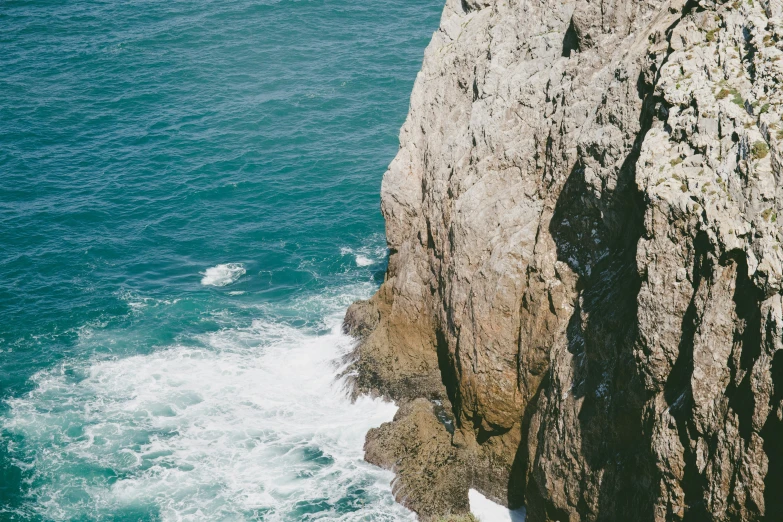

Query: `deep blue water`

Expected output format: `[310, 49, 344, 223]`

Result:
[0, 0, 442, 519]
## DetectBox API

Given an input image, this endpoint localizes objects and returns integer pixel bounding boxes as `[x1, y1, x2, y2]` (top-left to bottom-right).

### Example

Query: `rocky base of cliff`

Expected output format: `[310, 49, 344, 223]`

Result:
[344, 296, 522, 518]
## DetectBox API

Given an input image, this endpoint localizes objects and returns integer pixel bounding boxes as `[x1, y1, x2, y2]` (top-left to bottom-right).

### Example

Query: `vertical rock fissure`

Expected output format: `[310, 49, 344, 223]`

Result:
[562, 18, 580, 58]
[762, 350, 783, 520]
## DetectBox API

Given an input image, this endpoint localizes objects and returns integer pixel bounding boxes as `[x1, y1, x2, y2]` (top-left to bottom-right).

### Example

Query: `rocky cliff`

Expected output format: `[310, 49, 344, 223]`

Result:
[344, 0, 783, 520]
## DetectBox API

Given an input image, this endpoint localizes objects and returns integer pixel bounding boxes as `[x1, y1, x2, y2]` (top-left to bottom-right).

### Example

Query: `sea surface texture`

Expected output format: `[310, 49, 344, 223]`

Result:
[0, 0, 442, 519]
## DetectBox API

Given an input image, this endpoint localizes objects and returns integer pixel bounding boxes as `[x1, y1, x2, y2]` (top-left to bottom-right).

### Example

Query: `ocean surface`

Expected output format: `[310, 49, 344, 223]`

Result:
[0, 0, 443, 519]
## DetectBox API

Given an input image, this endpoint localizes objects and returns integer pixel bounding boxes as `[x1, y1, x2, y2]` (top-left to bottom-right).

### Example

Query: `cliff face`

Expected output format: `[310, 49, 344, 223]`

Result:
[345, 0, 783, 520]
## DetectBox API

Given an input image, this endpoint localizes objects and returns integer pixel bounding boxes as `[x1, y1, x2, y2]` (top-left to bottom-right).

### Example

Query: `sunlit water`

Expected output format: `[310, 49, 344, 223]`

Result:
[0, 0, 442, 519]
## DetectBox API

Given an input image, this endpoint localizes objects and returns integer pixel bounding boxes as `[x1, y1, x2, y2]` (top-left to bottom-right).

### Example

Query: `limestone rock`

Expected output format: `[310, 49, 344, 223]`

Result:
[346, 0, 783, 519]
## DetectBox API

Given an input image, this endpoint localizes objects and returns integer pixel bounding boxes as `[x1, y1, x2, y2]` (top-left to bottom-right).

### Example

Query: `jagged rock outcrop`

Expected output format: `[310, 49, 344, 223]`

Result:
[364, 398, 470, 517]
[345, 0, 783, 520]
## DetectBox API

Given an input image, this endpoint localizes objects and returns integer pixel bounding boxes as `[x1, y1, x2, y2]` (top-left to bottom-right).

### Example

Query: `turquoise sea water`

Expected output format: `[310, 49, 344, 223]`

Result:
[0, 1, 442, 519]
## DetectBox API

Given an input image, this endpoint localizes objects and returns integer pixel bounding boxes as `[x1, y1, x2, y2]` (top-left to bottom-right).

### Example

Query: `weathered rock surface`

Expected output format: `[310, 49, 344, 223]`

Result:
[364, 398, 469, 520]
[347, 0, 783, 520]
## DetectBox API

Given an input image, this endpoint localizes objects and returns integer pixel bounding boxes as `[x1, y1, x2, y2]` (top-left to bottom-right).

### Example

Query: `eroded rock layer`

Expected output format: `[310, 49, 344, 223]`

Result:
[345, 0, 783, 520]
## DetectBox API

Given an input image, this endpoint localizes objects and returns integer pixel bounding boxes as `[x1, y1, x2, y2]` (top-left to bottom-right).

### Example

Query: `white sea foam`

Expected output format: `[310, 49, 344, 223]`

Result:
[469, 489, 526, 522]
[4, 309, 413, 521]
[200, 263, 246, 286]
[340, 244, 385, 268]
[354, 255, 374, 267]
[120, 290, 181, 310]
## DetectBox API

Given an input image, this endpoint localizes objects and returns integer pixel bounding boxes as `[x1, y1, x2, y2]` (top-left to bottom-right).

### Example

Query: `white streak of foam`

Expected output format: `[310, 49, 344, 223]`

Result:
[4, 312, 413, 522]
[469, 489, 526, 522]
[340, 246, 382, 268]
[354, 255, 374, 267]
[200, 263, 246, 286]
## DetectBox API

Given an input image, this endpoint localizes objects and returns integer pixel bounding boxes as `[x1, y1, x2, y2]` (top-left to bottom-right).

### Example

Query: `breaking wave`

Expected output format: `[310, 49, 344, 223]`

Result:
[3, 300, 413, 522]
[200, 263, 247, 287]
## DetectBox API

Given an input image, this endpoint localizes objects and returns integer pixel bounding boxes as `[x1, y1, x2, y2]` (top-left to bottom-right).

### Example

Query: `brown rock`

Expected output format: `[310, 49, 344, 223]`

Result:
[364, 399, 470, 521]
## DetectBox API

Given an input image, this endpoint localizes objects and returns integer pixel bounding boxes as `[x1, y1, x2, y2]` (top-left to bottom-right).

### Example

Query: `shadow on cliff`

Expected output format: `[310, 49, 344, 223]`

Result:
[510, 69, 661, 520]
[762, 350, 783, 519]
[552, 162, 652, 521]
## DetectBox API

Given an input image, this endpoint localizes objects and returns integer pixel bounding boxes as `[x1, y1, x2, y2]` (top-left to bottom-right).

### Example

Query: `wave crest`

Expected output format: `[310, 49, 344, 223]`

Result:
[200, 263, 246, 286]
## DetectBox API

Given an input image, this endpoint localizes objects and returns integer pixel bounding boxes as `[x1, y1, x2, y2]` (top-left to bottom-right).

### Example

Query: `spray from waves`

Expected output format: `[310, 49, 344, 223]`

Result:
[354, 256, 374, 267]
[2, 291, 414, 522]
[200, 263, 246, 286]
[469, 489, 526, 522]
[339, 246, 385, 268]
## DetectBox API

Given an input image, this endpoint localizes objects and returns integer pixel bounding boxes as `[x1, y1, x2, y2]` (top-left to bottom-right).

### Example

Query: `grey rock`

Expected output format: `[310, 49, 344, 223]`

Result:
[347, 0, 783, 519]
